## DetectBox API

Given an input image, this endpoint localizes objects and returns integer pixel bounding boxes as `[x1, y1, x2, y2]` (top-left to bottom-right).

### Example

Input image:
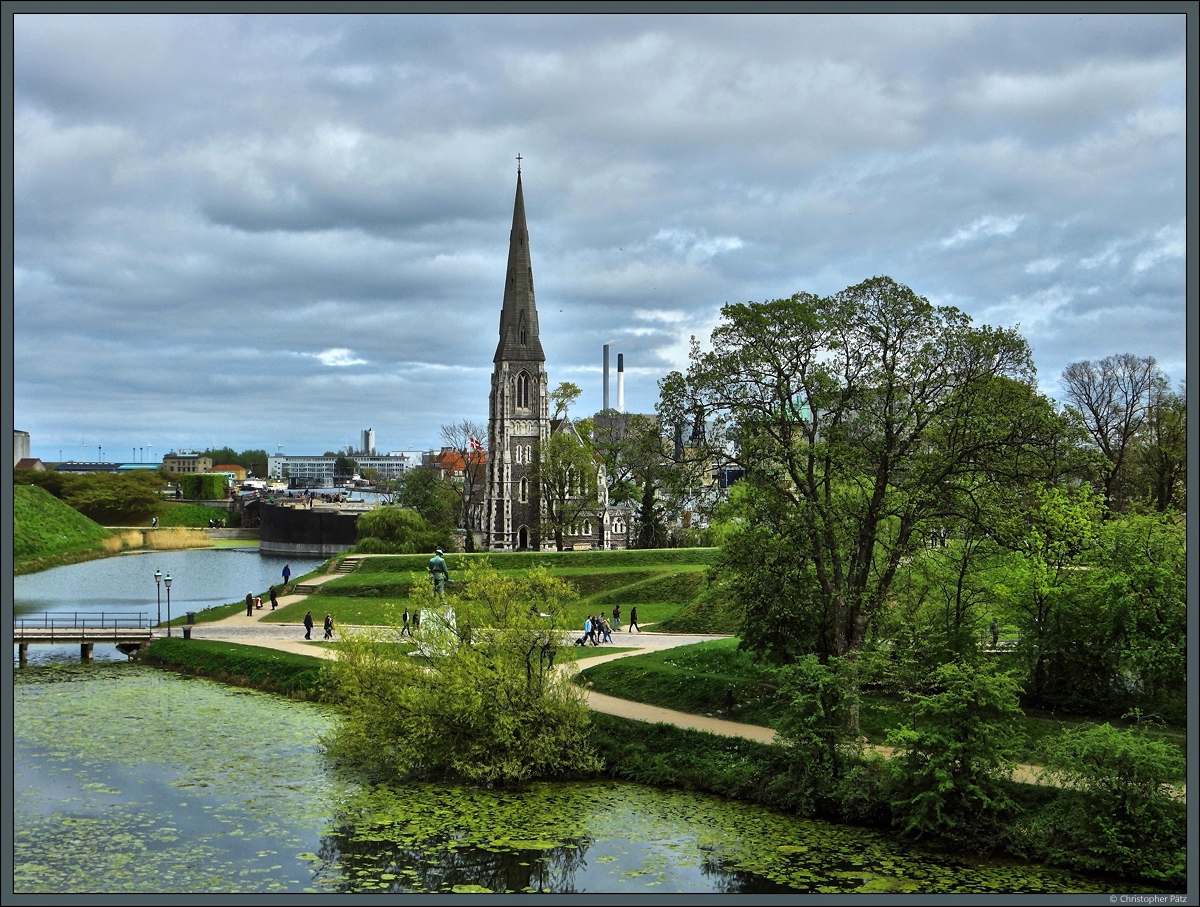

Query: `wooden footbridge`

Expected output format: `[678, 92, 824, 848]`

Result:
[14, 612, 154, 664]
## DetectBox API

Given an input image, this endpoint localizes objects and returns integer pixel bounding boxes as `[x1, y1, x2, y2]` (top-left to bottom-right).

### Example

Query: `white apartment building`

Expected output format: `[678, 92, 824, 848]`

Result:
[267, 451, 429, 483]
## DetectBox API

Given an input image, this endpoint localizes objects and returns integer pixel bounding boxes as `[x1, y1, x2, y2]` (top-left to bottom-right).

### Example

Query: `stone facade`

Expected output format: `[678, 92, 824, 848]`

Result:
[482, 169, 630, 552]
[485, 168, 549, 551]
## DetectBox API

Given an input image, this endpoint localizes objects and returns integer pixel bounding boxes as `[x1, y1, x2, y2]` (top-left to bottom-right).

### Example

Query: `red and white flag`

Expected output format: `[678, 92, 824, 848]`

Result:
[469, 437, 484, 452]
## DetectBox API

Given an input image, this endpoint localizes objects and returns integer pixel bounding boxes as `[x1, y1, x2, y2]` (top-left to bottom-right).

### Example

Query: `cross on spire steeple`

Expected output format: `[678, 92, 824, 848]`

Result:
[516, 153, 522, 174]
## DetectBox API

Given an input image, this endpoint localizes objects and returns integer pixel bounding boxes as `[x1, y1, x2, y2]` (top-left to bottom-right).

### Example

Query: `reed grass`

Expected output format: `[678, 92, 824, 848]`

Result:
[98, 528, 212, 553]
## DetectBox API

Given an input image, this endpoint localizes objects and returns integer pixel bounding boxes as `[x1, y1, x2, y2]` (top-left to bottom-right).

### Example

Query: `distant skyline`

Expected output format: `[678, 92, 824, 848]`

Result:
[11, 13, 1189, 463]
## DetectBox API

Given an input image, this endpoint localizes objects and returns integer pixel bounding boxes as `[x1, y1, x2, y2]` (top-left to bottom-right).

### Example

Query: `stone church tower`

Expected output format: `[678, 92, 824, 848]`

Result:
[485, 165, 549, 551]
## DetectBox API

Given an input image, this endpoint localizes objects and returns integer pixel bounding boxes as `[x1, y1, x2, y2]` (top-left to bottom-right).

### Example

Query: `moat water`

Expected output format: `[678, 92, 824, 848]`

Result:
[14, 662, 1145, 895]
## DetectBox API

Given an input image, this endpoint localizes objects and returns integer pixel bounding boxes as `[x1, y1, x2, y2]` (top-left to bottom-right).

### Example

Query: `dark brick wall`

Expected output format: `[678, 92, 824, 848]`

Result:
[260, 504, 359, 550]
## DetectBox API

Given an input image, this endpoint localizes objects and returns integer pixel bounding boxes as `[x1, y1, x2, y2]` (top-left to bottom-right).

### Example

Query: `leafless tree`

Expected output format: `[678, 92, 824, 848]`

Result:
[1061, 353, 1160, 511]
[439, 419, 487, 550]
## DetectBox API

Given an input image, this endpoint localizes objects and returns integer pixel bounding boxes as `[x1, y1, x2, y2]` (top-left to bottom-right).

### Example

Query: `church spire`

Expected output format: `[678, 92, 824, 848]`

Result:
[494, 163, 544, 363]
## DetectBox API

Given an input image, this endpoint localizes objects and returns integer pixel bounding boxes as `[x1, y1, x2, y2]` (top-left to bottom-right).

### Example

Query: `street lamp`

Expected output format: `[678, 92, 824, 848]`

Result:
[154, 569, 162, 630]
[164, 572, 173, 637]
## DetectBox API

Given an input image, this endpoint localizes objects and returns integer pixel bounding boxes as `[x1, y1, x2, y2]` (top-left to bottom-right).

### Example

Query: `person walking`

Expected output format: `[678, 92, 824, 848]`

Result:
[600, 617, 613, 644]
[412, 609, 420, 633]
[583, 616, 593, 645]
[246, 592, 255, 617]
[282, 564, 291, 588]
[303, 610, 314, 640]
[401, 607, 412, 637]
[612, 605, 621, 631]
[628, 606, 640, 633]
[323, 614, 334, 640]
[990, 618, 1000, 648]
[269, 586, 278, 610]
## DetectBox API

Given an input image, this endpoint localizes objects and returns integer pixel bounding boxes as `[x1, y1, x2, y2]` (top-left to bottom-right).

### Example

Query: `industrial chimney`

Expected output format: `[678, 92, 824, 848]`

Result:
[617, 353, 625, 413]
[603, 344, 610, 411]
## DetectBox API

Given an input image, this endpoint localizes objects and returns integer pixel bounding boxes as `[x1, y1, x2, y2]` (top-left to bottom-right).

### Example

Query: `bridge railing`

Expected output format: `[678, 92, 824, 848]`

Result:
[15, 612, 151, 632]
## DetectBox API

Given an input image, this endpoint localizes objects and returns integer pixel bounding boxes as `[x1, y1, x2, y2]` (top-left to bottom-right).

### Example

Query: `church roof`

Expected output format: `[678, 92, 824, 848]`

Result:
[494, 168, 546, 363]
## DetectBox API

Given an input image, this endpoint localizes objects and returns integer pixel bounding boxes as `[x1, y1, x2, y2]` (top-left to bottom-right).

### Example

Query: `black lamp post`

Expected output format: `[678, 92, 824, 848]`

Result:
[154, 569, 162, 630]
[164, 572, 173, 637]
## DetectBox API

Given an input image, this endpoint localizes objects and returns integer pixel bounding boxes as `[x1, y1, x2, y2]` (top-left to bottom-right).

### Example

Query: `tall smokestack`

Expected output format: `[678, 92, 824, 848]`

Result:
[617, 353, 625, 413]
[603, 344, 610, 411]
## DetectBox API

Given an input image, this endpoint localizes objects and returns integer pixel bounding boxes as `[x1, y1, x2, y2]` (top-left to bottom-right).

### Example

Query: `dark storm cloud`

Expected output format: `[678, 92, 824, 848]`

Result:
[13, 13, 1186, 461]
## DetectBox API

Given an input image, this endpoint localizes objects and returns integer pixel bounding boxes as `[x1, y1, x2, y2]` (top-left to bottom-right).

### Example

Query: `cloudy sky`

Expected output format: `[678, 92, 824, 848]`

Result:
[11, 12, 1188, 464]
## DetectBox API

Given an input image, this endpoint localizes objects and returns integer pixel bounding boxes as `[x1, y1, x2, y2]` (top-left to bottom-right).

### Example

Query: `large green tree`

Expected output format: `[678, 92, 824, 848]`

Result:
[1129, 377, 1186, 513]
[683, 277, 1076, 663]
[395, 467, 457, 531]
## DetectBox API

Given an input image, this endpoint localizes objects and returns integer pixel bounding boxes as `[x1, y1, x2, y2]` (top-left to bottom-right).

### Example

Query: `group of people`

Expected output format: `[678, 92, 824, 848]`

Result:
[579, 605, 639, 645]
[302, 610, 335, 640]
[399, 606, 421, 637]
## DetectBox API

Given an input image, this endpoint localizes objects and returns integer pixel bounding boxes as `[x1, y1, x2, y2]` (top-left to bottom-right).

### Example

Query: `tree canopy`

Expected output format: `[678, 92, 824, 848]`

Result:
[682, 276, 1080, 660]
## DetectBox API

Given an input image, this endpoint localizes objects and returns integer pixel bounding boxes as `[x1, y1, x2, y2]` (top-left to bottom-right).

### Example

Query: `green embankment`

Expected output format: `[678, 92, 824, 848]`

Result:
[252, 549, 738, 634]
[155, 501, 237, 527]
[14, 484, 115, 574]
[144, 637, 327, 698]
[579, 640, 1188, 772]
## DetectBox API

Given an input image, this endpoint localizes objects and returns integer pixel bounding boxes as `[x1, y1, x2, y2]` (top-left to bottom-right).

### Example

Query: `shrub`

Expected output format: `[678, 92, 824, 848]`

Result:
[321, 563, 600, 785]
[355, 506, 453, 554]
[179, 473, 227, 500]
[884, 661, 1024, 849]
[775, 655, 861, 813]
[1019, 723, 1186, 883]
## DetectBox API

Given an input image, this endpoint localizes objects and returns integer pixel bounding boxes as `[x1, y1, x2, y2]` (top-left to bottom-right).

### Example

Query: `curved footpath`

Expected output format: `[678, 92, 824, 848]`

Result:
[174, 577, 1184, 798]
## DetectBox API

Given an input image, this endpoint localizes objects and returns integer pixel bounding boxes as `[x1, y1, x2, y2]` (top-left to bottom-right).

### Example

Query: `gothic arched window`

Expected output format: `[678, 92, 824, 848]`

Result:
[519, 477, 528, 503]
[519, 312, 528, 346]
[516, 371, 530, 409]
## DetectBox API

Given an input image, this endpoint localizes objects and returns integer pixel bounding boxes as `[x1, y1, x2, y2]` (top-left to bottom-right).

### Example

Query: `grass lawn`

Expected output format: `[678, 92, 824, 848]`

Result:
[276, 555, 714, 632]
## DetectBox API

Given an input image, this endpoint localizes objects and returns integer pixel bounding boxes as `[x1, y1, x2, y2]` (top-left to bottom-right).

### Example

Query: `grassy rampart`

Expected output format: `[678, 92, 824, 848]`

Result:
[270, 549, 734, 633]
[14, 484, 115, 574]
[144, 637, 327, 698]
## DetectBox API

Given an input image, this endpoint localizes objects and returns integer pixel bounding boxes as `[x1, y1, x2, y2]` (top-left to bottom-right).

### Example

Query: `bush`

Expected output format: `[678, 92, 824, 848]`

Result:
[321, 563, 600, 785]
[884, 661, 1024, 849]
[775, 655, 861, 814]
[1017, 723, 1186, 883]
[355, 506, 454, 554]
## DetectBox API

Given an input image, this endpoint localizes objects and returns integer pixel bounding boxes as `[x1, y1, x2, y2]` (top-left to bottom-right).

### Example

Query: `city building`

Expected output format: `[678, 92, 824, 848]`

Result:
[210, 463, 248, 483]
[267, 452, 425, 484]
[162, 452, 213, 474]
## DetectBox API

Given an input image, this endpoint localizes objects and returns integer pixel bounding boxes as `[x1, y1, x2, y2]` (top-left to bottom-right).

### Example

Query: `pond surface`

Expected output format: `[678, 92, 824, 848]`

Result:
[13, 664, 1147, 895]
[14, 549, 324, 664]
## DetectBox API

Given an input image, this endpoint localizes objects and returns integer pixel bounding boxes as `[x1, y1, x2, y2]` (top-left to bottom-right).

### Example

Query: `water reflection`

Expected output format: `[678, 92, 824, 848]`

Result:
[317, 823, 597, 894]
